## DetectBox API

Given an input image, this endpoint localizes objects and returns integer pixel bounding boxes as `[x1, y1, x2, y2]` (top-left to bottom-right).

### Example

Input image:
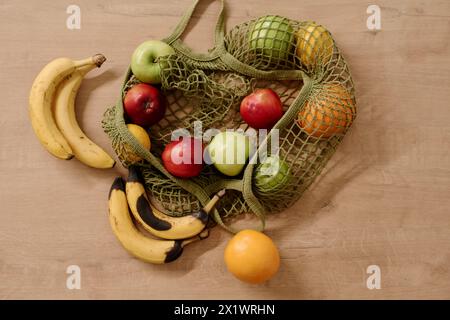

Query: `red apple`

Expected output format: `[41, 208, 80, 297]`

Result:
[162, 137, 204, 178]
[123, 83, 166, 126]
[240, 88, 284, 129]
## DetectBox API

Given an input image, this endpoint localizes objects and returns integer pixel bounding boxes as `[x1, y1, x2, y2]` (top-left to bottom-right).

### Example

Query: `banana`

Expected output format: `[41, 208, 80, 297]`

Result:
[126, 166, 225, 240]
[108, 177, 209, 264]
[53, 61, 115, 169]
[29, 54, 106, 160]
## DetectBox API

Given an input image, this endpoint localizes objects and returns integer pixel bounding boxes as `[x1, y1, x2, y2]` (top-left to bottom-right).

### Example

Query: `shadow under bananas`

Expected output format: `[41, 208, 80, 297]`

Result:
[77, 68, 121, 127]
[133, 223, 223, 274]
[50, 69, 124, 231]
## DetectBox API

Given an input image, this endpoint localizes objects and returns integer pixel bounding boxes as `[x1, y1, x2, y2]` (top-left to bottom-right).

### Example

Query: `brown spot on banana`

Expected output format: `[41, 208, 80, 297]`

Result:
[127, 165, 141, 183]
[136, 194, 171, 230]
[191, 209, 209, 225]
[109, 176, 125, 199]
[127, 166, 172, 230]
[164, 240, 183, 263]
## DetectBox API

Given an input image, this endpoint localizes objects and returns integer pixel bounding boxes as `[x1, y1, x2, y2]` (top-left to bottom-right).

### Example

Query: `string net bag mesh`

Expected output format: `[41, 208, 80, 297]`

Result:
[102, 0, 356, 232]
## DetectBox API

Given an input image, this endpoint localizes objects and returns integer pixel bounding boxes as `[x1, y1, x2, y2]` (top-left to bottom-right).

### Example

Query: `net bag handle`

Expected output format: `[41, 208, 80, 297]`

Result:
[160, 0, 268, 233]
[164, 0, 226, 52]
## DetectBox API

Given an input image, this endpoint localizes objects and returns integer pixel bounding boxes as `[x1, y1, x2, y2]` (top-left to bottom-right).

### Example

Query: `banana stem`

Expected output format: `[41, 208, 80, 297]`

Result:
[203, 189, 226, 214]
[178, 191, 225, 248]
[181, 229, 209, 247]
[74, 54, 106, 68]
[76, 64, 97, 77]
[92, 54, 107, 67]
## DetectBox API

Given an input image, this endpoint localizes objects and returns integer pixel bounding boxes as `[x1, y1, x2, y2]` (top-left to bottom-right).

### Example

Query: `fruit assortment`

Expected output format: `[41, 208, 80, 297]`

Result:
[30, 0, 357, 284]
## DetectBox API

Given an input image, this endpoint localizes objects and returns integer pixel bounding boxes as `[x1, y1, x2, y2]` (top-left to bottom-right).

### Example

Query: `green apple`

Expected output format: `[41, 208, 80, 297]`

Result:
[249, 15, 294, 62]
[131, 40, 175, 84]
[254, 156, 291, 193]
[207, 132, 252, 177]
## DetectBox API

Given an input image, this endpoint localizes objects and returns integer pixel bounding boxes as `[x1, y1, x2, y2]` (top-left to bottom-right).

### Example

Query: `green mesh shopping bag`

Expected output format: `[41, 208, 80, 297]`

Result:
[102, 0, 357, 233]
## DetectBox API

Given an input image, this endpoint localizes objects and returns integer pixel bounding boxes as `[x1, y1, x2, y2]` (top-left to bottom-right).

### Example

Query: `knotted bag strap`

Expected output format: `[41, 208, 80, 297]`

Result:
[164, 0, 226, 56]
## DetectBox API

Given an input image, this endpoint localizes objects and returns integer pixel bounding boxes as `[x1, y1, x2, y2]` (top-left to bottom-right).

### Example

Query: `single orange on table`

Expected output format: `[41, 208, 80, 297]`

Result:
[224, 229, 280, 284]
[298, 83, 355, 138]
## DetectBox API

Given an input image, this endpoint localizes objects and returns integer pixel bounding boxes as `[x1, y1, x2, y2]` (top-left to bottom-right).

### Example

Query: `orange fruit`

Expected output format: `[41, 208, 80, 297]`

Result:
[298, 83, 355, 138]
[124, 124, 151, 163]
[224, 229, 280, 284]
[127, 124, 151, 150]
[296, 22, 334, 69]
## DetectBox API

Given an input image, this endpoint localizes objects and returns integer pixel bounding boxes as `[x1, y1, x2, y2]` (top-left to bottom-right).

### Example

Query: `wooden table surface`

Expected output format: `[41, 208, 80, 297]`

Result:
[1, 0, 449, 300]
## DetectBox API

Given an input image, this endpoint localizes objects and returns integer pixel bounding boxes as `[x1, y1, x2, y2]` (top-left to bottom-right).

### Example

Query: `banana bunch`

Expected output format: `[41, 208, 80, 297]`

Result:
[108, 170, 224, 264]
[29, 54, 115, 168]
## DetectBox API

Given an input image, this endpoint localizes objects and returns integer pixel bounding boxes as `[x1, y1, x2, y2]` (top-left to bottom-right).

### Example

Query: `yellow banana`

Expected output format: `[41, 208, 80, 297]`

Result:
[53, 61, 115, 169]
[126, 166, 224, 240]
[108, 177, 209, 264]
[29, 54, 105, 160]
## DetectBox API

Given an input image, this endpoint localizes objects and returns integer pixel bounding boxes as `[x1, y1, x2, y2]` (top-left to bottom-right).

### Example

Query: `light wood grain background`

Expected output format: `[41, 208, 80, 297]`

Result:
[0, 0, 449, 300]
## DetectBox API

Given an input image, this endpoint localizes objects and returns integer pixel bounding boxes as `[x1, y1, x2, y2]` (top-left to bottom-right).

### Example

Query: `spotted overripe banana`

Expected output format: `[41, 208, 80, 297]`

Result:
[125, 166, 224, 240]
[108, 177, 208, 264]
